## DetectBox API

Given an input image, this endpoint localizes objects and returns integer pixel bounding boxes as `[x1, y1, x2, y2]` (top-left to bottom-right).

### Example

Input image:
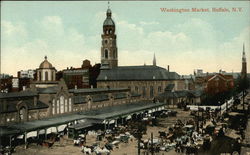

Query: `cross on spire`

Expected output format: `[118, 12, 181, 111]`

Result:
[108, 1, 110, 9]
[45, 55, 47, 60]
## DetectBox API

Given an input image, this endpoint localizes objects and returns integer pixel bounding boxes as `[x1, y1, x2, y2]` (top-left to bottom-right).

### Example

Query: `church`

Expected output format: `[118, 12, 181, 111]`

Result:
[97, 7, 187, 99]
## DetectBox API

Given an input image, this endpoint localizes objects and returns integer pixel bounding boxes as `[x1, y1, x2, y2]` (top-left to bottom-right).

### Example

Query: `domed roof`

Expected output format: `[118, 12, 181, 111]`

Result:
[103, 8, 115, 26]
[103, 18, 115, 26]
[39, 56, 54, 69]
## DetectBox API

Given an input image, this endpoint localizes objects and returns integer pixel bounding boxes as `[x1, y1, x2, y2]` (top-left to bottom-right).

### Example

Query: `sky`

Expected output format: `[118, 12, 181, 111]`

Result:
[1, 1, 250, 76]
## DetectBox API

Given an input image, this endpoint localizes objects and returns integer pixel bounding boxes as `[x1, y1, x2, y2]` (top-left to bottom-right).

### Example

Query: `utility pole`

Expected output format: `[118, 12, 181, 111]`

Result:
[151, 132, 154, 155]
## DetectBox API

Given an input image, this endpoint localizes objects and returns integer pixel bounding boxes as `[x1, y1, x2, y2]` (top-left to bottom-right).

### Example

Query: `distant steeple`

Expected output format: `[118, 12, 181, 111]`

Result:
[153, 53, 156, 66]
[242, 43, 246, 63]
[241, 43, 247, 79]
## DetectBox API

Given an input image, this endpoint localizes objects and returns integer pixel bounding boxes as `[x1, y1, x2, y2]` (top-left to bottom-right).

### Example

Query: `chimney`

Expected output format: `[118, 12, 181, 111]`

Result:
[167, 65, 170, 72]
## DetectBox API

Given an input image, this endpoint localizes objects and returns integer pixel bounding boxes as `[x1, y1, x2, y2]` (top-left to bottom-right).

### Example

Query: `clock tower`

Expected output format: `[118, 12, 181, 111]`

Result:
[101, 7, 118, 69]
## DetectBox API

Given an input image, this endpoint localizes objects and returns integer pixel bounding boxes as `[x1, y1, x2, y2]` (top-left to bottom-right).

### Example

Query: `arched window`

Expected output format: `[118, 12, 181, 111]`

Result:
[57, 99, 60, 114]
[106, 30, 109, 34]
[51, 71, 54, 81]
[69, 98, 72, 112]
[19, 107, 26, 121]
[109, 29, 112, 34]
[45, 71, 48, 81]
[60, 96, 64, 114]
[142, 86, 146, 97]
[150, 86, 154, 98]
[52, 99, 55, 115]
[105, 49, 108, 59]
[65, 99, 68, 113]
[39, 71, 42, 81]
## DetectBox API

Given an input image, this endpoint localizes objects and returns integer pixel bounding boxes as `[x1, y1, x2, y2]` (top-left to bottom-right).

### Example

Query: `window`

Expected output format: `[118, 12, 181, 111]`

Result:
[19, 107, 26, 121]
[142, 86, 146, 97]
[158, 86, 162, 93]
[51, 71, 54, 81]
[52, 99, 55, 115]
[39, 71, 42, 81]
[105, 40, 108, 44]
[105, 49, 108, 58]
[109, 29, 112, 34]
[69, 98, 72, 112]
[57, 100, 60, 114]
[135, 86, 139, 92]
[45, 71, 48, 81]
[65, 99, 68, 112]
[60, 96, 64, 114]
[150, 86, 154, 98]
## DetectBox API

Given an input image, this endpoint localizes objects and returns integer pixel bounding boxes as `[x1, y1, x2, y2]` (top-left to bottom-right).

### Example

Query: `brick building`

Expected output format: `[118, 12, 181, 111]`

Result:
[202, 73, 234, 95]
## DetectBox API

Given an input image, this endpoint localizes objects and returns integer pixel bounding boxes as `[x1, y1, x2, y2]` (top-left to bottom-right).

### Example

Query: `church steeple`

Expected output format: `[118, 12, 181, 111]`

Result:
[153, 53, 156, 66]
[242, 43, 246, 63]
[241, 43, 247, 79]
[101, 3, 118, 69]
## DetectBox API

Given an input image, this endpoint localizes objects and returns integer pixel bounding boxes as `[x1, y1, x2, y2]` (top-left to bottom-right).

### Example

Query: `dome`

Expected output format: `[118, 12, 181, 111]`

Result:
[103, 18, 115, 26]
[39, 56, 54, 69]
[103, 8, 115, 26]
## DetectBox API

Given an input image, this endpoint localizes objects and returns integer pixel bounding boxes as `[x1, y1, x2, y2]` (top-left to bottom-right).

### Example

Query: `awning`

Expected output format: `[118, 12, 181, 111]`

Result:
[46, 127, 57, 134]
[57, 124, 67, 132]
[17, 135, 24, 139]
[126, 115, 131, 120]
[109, 120, 115, 124]
[38, 129, 45, 135]
[27, 131, 37, 138]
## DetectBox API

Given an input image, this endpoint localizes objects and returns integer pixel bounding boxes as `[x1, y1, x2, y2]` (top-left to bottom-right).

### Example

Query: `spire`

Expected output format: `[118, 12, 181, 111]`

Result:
[153, 53, 156, 66]
[242, 43, 246, 63]
[106, 2, 112, 18]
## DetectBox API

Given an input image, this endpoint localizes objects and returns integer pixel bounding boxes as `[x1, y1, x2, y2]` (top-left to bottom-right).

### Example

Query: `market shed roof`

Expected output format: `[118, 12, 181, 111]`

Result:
[0, 101, 166, 136]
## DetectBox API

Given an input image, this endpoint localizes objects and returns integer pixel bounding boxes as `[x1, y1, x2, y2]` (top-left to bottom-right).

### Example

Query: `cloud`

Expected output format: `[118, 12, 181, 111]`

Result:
[1, 13, 249, 76]
[1, 20, 27, 37]
[1, 16, 97, 76]
[139, 21, 159, 26]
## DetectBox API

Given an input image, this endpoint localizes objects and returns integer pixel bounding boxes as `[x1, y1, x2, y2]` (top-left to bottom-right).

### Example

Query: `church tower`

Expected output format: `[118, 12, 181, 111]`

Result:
[153, 53, 156, 66]
[101, 6, 118, 69]
[241, 43, 247, 79]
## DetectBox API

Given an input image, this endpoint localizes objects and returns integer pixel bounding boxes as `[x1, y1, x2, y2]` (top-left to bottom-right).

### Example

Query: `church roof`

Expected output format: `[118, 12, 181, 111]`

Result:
[97, 65, 181, 81]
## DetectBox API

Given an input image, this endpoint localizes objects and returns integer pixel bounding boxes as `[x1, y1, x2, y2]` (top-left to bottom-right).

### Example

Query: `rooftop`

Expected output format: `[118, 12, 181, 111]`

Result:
[97, 65, 180, 81]
[0, 101, 166, 136]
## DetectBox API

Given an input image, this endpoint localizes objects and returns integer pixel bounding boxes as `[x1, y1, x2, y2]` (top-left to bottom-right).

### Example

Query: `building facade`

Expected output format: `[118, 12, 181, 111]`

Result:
[59, 60, 101, 89]
[0, 58, 141, 126]
[97, 65, 185, 99]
